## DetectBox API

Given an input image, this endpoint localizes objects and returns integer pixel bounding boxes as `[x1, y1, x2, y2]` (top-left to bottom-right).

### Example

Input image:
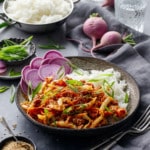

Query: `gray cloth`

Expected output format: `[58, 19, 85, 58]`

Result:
[66, 1, 150, 150]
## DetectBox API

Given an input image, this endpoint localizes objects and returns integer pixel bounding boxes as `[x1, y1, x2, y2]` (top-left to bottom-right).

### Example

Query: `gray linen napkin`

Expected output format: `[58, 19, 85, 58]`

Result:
[66, 1, 150, 150]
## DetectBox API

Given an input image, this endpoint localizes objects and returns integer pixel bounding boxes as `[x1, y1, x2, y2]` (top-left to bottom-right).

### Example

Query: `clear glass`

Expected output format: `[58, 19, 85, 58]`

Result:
[115, 0, 147, 32]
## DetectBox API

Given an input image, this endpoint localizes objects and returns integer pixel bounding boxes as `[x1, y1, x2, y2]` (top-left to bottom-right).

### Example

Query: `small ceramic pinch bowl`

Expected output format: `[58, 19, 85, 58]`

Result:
[0, 136, 36, 150]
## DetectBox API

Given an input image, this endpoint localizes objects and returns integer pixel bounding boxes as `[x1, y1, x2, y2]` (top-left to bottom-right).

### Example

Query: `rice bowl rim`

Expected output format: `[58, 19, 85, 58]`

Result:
[2, 0, 74, 25]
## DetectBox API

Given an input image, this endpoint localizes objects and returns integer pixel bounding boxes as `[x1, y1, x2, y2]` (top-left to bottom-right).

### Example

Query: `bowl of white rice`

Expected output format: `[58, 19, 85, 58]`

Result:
[2, 0, 74, 32]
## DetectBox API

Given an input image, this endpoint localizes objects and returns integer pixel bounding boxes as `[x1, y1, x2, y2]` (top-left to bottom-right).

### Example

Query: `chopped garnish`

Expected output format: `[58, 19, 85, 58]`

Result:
[9, 69, 21, 77]
[0, 86, 9, 93]
[124, 92, 129, 103]
[38, 41, 65, 50]
[102, 80, 115, 98]
[10, 85, 16, 103]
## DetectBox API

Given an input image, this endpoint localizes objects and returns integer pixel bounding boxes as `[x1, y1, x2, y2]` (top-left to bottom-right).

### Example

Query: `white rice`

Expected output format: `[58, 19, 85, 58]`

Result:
[5, 0, 72, 24]
[67, 68, 129, 108]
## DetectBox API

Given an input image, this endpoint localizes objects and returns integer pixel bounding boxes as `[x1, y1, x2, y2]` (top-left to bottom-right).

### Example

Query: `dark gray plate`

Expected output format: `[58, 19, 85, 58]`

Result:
[16, 56, 140, 136]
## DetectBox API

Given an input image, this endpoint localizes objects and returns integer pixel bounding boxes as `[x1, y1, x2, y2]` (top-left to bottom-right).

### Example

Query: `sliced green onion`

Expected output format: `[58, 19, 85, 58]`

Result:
[66, 79, 83, 86]
[31, 83, 42, 100]
[57, 66, 65, 79]
[124, 92, 129, 103]
[9, 69, 21, 77]
[38, 40, 64, 50]
[0, 86, 9, 93]
[10, 85, 16, 103]
[63, 106, 73, 114]
[102, 80, 115, 98]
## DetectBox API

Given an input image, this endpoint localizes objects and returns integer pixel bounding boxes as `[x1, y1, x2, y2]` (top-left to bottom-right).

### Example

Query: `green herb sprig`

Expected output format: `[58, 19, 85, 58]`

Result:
[0, 86, 9, 93]
[10, 85, 16, 103]
[9, 69, 21, 77]
[122, 33, 136, 46]
[102, 80, 115, 98]
[38, 40, 65, 50]
[0, 22, 9, 28]
[27, 82, 42, 101]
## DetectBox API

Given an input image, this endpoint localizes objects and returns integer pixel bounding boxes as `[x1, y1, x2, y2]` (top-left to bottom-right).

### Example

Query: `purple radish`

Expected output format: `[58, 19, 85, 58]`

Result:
[41, 58, 53, 65]
[0, 60, 7, 74]
[30, 57, 43, 69]
[0, 60, 7, 69]
[90, 31, 122, 57]
[20, 78, 28, 94]
[101, 0, 114, 7]
[25, 69, 43, 89]
[43, 50, 63, 59]
[83, 14, 108, 49]
[49, 57, 72, 74]
[38, 64, 62, 80]
[21, 65, 31, 81]
[0, 67, 7, 74]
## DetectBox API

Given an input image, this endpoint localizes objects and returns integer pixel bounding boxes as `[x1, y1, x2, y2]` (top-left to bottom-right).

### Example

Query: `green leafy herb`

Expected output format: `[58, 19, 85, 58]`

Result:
[20, 36, 33, 45]
[90, 13, 100, 18]
[2, 39, 18, 47]
[88, 79, 101, 82]
[32, 83, 42, 100]
[10, 85, 16, 103]
[66, 79, 83, 86]
[124, 92, 129, 103]
[0, 86, 9, 93]
[27, 81, 33, 101]
[0, 45, 28, 61]
[9, 69, 21, 77]
[44, 108, 49, 115]
[88, 73, 113, 82]
[68, 84, 78, 92]
[73, 68, 84, 76]
[122, 33, 136, 46]
[104, 106, 110, 111]
[102, 80, 115, 98]
[38, 41, 65, 50]
[63, 106, 73, 115]
[66, 79, 83, 92]
[77, 104, 86, 111]
[27, 82, 42, 101]
[57, 66, 65, 79]
[52, 117, 57, 127]
[0, 22, 9, 29]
